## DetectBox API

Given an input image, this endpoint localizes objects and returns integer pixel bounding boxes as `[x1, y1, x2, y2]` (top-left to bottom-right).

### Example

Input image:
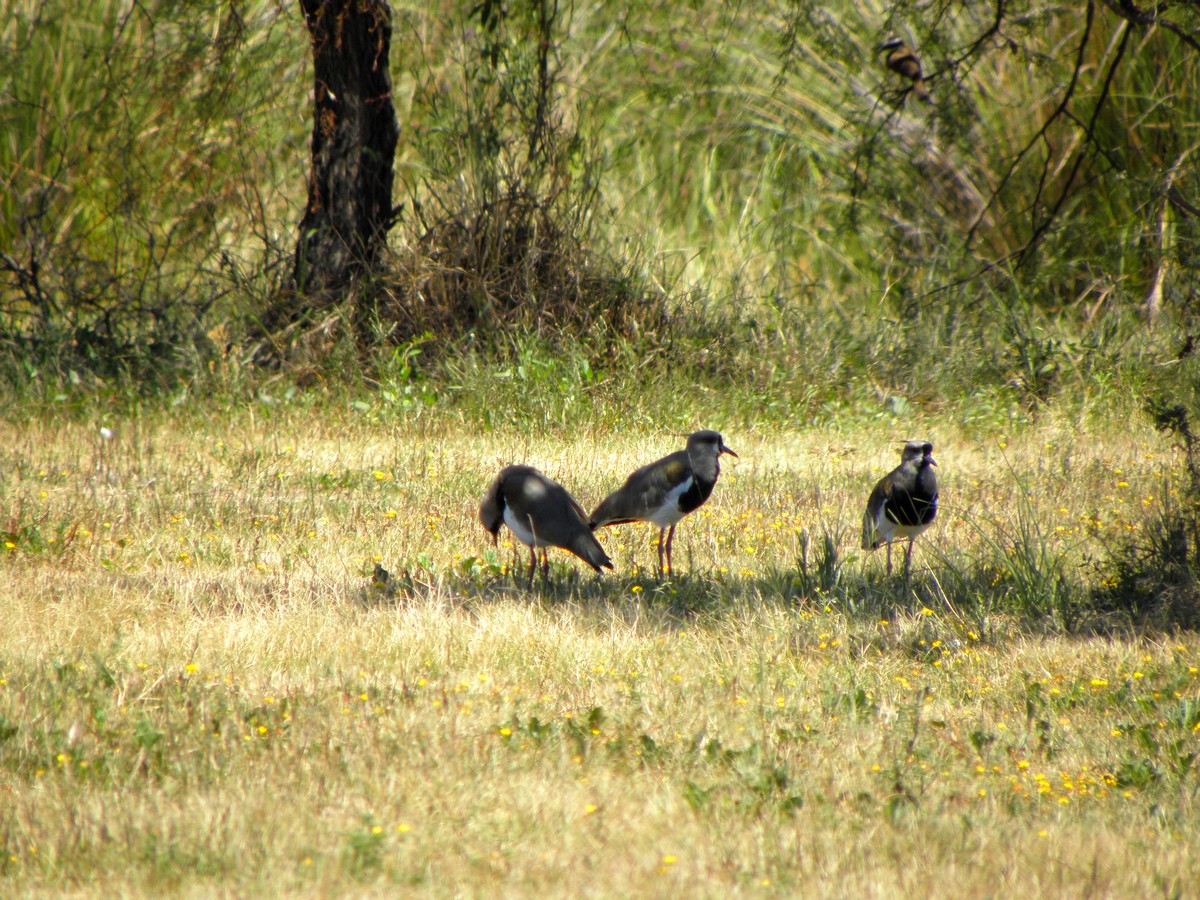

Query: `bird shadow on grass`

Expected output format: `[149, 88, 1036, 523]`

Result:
[355, 547, 1002, 634]
[353, 483, 1114, 635]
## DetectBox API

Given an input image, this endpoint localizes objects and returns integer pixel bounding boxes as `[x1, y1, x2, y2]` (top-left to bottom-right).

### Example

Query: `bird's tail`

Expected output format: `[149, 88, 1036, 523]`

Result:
[572, 531, 614, 572]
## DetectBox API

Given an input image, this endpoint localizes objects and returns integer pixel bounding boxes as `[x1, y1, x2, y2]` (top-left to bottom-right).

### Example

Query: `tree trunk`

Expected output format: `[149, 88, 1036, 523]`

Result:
[270, 0, 399, 332]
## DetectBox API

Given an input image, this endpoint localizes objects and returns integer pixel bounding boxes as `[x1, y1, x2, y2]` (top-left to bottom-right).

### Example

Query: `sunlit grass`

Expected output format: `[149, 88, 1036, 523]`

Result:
[1, 402, 1197, 894]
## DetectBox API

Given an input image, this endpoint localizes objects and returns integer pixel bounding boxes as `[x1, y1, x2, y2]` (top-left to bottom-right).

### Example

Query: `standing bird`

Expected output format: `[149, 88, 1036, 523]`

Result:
[590, 430, 737, 576]
[879, 38, 932, 104]
[862, 440, 939, 576]
[479, 465, 613, 587]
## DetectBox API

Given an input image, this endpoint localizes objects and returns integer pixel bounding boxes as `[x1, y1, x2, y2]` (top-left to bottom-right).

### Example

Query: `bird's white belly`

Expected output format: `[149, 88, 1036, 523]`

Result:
[504, 506, 550, 547]
[873, 513, 932, 544]
[647, 476, 692, 528]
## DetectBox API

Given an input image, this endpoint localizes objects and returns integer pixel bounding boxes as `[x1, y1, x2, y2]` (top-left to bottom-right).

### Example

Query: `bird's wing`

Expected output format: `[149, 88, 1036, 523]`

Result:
[861, 478, 893, 549]
[883, 480, 909, 524]
[567, 493, 591, 524]
[591, 451, 689, 526]
[532, 482, 614, 571]
[625, 454, 690, 503]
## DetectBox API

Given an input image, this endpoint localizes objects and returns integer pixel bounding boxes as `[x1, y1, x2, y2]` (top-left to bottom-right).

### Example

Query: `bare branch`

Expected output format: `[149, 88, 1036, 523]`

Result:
[1100, 0, 1200, 54]
[1018, 13, 1131, 264]
[966, 0, 1096, 250]
[947, 0, 1008, 69]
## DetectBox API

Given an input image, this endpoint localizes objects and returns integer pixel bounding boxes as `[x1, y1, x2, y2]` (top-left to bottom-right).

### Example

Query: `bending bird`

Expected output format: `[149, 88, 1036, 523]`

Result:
[480, 465, 613, 587]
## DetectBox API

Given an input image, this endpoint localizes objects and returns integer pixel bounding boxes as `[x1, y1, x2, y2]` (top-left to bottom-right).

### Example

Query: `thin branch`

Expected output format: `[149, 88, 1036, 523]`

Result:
[947, 0, 1007, 69]
[1101, 0, 1200, 54]
[1018, 13, 1131, 265]
[965, 0, 1096, 250]
[1167, 187, 1200, 218]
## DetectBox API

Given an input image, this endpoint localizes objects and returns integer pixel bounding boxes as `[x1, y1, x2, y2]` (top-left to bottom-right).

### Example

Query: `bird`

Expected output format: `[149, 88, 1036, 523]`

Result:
[861, 440, 939, 576]
[590, 430, 738, 576]
[479, 465, 613, 587]
[879, 37, 932, 104]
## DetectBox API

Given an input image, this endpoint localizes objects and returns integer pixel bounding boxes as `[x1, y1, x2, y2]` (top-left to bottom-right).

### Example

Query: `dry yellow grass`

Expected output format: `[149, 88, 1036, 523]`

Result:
[1, 405, 1198, 896]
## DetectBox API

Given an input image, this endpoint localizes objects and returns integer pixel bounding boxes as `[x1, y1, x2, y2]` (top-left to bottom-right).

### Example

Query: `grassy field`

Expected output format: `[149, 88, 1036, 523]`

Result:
[2, 399, 1198, 896]
[4, 0, 1200, 894]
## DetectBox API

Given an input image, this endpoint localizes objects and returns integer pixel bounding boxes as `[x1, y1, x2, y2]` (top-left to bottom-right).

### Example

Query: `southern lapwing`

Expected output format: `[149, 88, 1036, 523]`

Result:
[479, 465, 613, 587]
[590, 430, 737, 576]
[861, 440, 939, 576]
[879, 38, 932, 104]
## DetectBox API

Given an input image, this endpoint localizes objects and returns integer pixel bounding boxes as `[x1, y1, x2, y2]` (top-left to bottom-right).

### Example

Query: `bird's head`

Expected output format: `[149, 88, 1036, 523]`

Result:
[899, 439, 936, 466]
[689, 430, 738, 459]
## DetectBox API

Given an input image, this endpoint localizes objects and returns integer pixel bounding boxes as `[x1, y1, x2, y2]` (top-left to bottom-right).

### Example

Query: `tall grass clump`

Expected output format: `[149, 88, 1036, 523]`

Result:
[0, 0, 307, 393]
[933, 494, 1082, 633]
[1092, 386, 1200, 630]
[368, 0, 670, 354]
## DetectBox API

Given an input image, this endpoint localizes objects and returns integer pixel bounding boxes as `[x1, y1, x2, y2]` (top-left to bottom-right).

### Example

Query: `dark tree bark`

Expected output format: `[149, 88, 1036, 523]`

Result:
[269, 0, 399, 331]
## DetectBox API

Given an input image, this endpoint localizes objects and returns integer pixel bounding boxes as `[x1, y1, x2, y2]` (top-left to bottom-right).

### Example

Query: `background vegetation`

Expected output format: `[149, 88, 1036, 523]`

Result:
[2, 0, 1200, 893]
[4, 0, 1198, 388]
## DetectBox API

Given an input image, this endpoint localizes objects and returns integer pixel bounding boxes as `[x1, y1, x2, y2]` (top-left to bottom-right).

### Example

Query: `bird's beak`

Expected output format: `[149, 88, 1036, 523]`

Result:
[491, 531, 499, 546]
[721, 443, 739, 459]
